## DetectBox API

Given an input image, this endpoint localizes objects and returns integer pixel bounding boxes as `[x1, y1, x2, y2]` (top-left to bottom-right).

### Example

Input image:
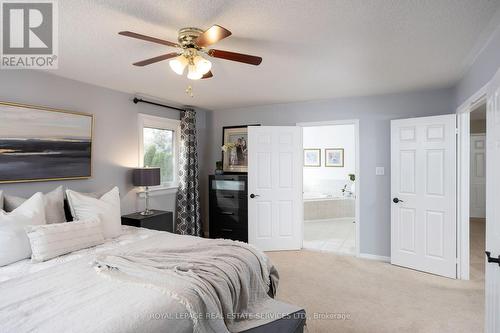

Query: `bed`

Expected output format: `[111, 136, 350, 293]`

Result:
[0, 225, 305, 333]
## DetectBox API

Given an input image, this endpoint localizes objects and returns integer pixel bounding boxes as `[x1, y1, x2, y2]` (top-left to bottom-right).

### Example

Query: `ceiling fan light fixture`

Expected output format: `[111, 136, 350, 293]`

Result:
[187, 64, 203, 80]
[120, 25, 262, 80]
[169, 55, 188, 75]
[193, 55, 212, 75]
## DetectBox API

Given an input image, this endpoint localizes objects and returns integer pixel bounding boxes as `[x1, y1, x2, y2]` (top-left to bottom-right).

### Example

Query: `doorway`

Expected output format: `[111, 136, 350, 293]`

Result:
[469, 104, 487, 282]
[298, 120, 360, 255]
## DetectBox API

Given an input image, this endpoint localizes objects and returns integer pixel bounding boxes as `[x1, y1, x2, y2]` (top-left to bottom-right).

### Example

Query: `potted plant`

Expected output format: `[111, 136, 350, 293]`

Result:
[215, 161, 223, 175]
[348, 174, 356, 195]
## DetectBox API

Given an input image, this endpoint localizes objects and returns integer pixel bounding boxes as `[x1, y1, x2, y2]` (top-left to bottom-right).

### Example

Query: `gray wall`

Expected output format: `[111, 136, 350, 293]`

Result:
[0, 70, 208, 222]
[455, 25, 500, 106]
[207, 88, 455, 257]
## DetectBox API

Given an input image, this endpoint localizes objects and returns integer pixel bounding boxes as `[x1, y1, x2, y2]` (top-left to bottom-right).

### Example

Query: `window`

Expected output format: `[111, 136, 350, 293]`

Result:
[138, 114, 180, 189]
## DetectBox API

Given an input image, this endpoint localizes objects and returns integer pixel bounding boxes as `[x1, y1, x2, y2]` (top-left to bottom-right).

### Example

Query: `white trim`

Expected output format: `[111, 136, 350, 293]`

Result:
[297, 119, 361, 258]
[457, 110, 471, 280]
[359, 253, 391, 262]
[138, 113, 180, 189]
[304, 217, 355, 223]
[456, 82, 489, 281]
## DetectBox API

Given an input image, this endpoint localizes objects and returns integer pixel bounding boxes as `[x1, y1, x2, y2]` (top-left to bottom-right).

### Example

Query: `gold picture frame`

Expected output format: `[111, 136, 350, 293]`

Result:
[222, 125, 258, 173]
[325, 148, 344, 167]
[304, 148, 321, 167]
[0, 101, 94, 184]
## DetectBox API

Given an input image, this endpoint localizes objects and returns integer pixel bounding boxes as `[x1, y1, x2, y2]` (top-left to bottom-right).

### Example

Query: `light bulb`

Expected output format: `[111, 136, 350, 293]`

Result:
[169, 55, 188, 75]
[187, 64, 202, 80]
[193, 55, 212, 75]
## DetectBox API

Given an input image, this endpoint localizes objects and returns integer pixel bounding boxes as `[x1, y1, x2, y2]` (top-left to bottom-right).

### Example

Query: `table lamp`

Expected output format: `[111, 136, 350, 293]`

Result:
[133, 167, 160, 215]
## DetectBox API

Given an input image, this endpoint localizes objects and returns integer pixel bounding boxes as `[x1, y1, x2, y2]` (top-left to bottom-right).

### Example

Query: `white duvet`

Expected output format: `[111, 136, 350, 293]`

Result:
[0, 227, 300, 333]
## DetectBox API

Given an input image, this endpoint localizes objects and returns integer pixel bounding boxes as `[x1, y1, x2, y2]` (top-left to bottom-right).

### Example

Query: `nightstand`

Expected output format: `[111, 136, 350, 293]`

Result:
[121, 210, 174, 233]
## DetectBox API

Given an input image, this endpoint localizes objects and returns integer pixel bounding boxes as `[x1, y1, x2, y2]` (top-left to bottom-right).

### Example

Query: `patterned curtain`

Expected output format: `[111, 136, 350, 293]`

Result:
[175, 108, 202, 236]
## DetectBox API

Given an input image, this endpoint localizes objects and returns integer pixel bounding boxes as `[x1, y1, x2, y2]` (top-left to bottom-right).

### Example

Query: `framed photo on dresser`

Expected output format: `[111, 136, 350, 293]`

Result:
[221, 124, 259, 173]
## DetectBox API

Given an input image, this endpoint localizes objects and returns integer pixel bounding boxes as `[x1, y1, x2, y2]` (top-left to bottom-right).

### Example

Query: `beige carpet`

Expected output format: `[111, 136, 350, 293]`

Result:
[470, 218, 486, 282]
[266, 220, 485, 333]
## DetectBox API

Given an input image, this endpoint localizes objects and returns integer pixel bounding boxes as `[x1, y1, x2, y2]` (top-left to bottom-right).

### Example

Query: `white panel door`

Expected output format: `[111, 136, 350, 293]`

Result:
[485, 69, 500, 333]
[248, 126, 302, 251]
[391, 115, 457, 278]
[470, 134, 486, 218]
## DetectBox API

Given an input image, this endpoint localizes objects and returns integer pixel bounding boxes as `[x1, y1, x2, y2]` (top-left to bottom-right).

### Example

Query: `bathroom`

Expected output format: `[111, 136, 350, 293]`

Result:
[302, 123, 356, 254]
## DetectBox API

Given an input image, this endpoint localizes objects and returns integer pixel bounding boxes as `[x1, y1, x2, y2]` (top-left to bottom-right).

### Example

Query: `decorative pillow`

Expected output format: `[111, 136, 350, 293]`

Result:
[4, 186, 66, 224]
[66, 187, 122, 239]
[65, 190, 106, 221]
[25, 219, 104, 262]
[0, 193, 46, 266]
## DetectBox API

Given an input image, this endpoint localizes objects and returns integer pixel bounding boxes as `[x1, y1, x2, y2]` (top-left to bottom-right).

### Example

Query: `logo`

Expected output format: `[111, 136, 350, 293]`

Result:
[1, 0, 58, 69]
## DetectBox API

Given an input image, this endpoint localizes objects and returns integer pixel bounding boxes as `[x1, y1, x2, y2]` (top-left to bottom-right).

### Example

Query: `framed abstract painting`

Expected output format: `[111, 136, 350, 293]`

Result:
[325, 148, 344, 167]
[0, 101, 93, 183]
[303, 149, 321, 167]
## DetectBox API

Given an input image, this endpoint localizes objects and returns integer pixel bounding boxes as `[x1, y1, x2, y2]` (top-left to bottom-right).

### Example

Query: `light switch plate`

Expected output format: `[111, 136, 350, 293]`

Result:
[376, 167, 385, 176]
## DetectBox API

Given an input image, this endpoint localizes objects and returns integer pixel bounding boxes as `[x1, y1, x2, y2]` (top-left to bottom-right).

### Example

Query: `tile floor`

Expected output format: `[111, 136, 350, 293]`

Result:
[303, 218, 356, 254]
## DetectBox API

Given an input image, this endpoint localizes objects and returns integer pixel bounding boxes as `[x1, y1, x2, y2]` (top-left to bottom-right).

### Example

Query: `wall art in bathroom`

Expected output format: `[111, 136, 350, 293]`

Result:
[325, 148, 344, 167]
[303, 148, 321, 167]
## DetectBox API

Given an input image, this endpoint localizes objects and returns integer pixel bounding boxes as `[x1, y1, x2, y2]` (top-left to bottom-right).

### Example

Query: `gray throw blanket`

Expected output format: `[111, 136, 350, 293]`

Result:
[94, 235, 282, 333]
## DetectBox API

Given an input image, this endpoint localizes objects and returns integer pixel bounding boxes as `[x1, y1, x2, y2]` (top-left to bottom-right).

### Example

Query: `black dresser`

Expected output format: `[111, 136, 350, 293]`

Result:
[209, 174, 248, 242]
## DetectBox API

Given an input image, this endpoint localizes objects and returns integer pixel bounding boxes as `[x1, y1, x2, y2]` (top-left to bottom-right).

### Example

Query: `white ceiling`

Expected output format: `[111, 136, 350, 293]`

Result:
[51, 0, 500, 110]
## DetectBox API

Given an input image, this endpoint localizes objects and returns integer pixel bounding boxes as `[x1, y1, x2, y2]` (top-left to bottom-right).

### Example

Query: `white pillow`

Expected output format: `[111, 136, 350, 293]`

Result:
[4, 186, 66, 224]
[66, 187, 122, 239]
[25, 219, 104, 262]
[0, 193, 46, 266]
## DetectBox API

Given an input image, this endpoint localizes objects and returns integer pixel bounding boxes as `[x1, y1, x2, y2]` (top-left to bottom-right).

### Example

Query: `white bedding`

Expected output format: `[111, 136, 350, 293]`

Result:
[0, 226, 301, 333]
[0, 226, 154, 282]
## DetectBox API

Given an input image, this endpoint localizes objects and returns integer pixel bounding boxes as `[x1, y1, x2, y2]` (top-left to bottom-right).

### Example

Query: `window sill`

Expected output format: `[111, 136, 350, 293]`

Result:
[137, 186, 178, 198]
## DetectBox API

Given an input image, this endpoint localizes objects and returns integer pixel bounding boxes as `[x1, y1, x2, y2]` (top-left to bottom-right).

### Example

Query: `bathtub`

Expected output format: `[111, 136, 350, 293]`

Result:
[303, 192, 355, 220]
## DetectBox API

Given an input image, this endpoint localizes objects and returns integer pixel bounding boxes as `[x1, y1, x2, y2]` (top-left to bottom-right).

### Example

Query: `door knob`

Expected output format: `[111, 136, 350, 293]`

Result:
[485, 251, 500, 266]
[250, 194, 260, 199]
[393, 197, 404, 203]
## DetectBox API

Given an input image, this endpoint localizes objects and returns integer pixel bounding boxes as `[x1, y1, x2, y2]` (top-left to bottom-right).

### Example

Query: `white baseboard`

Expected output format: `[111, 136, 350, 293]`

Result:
[304, 217, 355, 223]
[358, 253, 390, 262]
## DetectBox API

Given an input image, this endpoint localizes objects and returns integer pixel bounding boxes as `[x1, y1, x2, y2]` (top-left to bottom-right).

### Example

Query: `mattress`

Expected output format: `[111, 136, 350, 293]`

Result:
[0, 226, 305, 333]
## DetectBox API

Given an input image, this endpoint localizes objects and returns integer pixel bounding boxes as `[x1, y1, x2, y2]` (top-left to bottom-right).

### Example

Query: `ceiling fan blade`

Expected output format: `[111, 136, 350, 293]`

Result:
[208, 49, 262, 66]
[133, 52, 179, 66]
[119, 31, 179, 48]
[201, 71, 213, 79]
[195, 25, 232, 48]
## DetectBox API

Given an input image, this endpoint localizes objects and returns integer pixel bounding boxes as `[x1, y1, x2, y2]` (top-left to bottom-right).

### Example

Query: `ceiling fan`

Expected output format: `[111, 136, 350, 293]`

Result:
[119, 25, 262, 80]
